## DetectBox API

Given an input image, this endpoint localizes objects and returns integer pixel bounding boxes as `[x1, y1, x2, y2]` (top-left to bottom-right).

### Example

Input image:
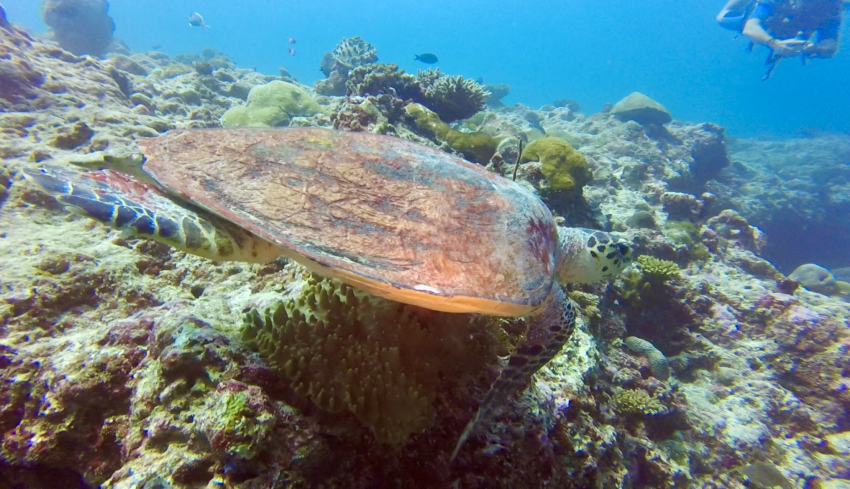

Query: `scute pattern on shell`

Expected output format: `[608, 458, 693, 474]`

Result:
[139, 127, 557, 313]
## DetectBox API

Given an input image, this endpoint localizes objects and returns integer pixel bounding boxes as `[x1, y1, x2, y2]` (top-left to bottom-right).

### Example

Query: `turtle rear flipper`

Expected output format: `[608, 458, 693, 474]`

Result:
[23, 166, 282, 263]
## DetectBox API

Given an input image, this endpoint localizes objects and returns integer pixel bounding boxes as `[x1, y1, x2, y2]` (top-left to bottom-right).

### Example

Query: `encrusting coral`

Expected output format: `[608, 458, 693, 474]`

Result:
[404, 103, 500, 163]
[519, 138, 592, 196]
[241, 275, 498, 444]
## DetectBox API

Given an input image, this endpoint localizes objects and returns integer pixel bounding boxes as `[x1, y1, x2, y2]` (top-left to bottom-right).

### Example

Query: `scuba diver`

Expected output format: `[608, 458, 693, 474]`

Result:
[716, 0, 845, 79]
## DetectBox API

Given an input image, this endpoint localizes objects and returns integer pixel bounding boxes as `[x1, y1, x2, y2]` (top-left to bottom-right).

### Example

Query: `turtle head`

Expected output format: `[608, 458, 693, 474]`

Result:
[555, 227, 633, 284]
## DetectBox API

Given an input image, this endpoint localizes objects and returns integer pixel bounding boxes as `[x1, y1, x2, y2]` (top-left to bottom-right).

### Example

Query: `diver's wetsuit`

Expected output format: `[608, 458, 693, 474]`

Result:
[751, 0, 842, 43]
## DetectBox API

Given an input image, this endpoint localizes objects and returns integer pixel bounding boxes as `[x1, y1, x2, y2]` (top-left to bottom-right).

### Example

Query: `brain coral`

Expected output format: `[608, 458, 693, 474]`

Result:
[241, 275, 497, 444]
[624, 336, 671, 380]
[220, 81, 324, 127]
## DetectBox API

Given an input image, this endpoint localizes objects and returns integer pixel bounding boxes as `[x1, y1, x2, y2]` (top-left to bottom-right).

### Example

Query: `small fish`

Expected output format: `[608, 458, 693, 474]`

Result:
[188, 12, 210, 29]
[151, 43, 162, 50]
[288, 48, 296, 56]
[414, 53, 439, 64]
[289, 37, 296, 44]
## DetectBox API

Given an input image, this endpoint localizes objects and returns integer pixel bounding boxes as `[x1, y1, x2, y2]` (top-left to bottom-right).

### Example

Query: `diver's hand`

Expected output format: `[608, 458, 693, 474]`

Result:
[804, 39, 838, 58]
[768, 38, 808, 57]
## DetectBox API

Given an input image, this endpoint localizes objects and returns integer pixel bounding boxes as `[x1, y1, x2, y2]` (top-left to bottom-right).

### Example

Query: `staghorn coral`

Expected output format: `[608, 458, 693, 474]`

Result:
[420, 74, 490, 123]
[624, 336, 671, 380]
[42, 0, 115, 58]
[241, 275, 497, 444]
[612, 388, 667, 415]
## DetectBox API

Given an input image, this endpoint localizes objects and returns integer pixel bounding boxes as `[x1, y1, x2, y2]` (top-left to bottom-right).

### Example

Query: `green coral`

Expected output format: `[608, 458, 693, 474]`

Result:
[520, 138, 591, 194]
[221, 81, 325, 127]
[404, 103, 500, 163]
[612, 388, 666, 415]
[664, 220, 712, 263]
[241, 274, 497, 444]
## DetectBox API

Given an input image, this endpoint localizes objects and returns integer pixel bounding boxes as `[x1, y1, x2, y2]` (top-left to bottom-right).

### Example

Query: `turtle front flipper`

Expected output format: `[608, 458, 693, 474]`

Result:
[23, 165, 283, 263]
[451, 286, 576, 461]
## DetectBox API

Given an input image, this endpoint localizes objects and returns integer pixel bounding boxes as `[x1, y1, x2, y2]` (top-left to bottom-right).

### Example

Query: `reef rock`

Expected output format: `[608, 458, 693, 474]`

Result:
[42, 0, 115, 58]
[610, 92, 672, 126]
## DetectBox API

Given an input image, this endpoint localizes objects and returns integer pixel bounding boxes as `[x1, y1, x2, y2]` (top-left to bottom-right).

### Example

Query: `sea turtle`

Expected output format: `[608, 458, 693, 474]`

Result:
[23, 127, 632, 458]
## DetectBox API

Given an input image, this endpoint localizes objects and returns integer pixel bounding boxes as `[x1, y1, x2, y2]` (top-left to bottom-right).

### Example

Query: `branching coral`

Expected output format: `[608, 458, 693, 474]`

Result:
[420, 74, 490, 123]
[624, 336, 671, 380]
[316, 37, 378, 96]
[345, 63, 420, 100]
[241, 275, 498, 444]
[612, 388, 667, 415]
[636, 255, 681, 283]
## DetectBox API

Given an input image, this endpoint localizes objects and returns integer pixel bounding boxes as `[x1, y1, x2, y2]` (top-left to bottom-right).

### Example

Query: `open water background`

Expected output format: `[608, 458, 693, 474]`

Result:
[4, 0, 849, 137]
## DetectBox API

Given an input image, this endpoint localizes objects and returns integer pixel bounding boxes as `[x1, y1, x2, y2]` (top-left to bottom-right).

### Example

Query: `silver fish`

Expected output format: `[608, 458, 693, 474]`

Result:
[188, 12, 210, 29]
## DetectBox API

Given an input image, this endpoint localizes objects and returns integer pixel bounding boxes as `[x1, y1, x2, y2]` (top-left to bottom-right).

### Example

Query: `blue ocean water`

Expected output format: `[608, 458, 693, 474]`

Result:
[3, 0, 849, 137]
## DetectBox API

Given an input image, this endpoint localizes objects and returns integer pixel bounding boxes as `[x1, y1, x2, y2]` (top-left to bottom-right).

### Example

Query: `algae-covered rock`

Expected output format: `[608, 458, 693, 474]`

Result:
[611, 92, 672, 126]
[520, 137, 591, 193]
[221, 81, 324, 127]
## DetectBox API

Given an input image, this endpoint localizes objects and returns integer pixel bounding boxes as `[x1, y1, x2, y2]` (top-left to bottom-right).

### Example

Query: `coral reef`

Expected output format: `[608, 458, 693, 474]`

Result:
[220, 80, 324, 127]
[0, 15, 848, 487]
[241, 275, 497, 444]
[42, 0, 115, 58]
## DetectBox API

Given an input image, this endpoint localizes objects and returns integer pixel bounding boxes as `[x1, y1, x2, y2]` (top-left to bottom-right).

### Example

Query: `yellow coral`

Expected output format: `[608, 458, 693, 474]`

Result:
[520, 138, 591, 193]
[241, 275, 497, 444]
[636, 255, 680, 283]
[612, 389, 666, 415]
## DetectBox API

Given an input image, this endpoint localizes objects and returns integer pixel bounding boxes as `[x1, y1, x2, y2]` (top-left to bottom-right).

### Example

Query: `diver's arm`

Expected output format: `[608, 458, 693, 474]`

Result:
[742, 17, 774, 45]
[743, 18, 808, 56]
